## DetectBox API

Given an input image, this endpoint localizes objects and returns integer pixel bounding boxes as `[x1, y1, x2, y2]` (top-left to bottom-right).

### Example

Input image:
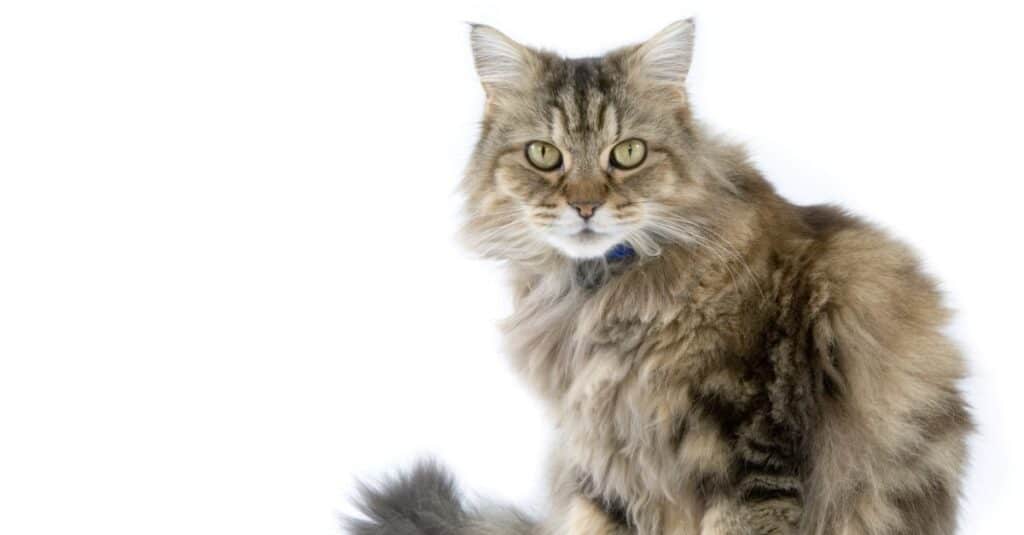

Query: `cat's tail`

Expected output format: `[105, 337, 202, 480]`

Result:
[346, 460, 537, 535]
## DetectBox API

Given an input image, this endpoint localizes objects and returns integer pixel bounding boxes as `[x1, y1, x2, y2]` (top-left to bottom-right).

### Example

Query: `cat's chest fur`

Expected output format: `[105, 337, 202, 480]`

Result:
[502, 255, 764, 527]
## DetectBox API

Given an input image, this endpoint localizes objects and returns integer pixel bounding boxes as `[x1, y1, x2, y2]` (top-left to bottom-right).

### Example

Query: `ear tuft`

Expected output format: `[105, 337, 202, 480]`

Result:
[469, 24, 533, 91]
[633, 18, 696, 85]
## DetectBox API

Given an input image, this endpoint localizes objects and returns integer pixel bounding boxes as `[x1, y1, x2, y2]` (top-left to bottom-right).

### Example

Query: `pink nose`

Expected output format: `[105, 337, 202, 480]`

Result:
[569, 201, 603, 220]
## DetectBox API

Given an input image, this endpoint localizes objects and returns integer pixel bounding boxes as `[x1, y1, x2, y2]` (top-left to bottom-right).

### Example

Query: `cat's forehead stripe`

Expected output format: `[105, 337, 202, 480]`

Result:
[557, 86, 579, 135]
[549, 103, 568, 144]
[546, 59, 616, 142]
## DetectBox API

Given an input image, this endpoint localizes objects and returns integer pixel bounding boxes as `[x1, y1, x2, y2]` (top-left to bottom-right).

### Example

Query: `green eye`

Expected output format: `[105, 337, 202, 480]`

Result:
[610, 139, 647, 170]
[525, 141, 562, 171]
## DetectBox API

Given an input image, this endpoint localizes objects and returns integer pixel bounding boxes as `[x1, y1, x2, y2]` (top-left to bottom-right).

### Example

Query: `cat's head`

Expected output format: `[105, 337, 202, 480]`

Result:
[462, 20, 738, 262]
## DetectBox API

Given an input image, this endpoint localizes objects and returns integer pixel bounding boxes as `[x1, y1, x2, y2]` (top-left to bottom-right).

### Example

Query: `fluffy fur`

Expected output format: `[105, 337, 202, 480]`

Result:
[348, 20, 971, 535]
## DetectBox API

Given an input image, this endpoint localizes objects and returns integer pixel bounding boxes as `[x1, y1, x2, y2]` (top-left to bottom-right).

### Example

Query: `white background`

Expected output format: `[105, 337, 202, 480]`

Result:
[1, 1, 1021, 534]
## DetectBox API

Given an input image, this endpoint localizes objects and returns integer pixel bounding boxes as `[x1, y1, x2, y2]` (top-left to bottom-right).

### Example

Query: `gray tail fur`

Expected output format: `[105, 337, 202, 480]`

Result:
[345, 460, 536, 535]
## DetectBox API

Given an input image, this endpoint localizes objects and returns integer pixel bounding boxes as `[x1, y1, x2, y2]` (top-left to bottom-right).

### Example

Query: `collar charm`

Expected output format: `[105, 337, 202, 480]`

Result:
[605, 243, 635, 262]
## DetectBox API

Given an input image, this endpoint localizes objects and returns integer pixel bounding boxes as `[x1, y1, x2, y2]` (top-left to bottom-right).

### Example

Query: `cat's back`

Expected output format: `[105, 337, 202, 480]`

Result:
[794, 202, 954, 348]
[789, 202, 971, 533]
[789, 201, 967, 429]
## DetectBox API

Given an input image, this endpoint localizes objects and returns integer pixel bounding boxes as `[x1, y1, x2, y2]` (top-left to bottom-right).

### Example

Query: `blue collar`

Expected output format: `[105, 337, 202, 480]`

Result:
[605, 243, 635, 262]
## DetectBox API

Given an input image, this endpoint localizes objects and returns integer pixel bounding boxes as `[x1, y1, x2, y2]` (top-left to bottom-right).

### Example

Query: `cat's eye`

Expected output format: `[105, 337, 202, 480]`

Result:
[525, 141, 562, 171]
[610, 139, 647, 170]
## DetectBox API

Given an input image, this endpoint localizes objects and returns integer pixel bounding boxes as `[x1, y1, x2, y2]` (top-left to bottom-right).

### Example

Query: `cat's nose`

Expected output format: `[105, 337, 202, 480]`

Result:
[569, 201, 604, 220]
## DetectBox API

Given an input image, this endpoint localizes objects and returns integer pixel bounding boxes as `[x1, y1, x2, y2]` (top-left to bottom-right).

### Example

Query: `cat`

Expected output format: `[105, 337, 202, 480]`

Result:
[348, 19, 972, 535]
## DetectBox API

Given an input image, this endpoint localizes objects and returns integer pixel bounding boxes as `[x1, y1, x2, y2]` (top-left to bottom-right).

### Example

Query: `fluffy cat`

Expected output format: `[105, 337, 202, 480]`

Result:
[349, 19, 971, 535]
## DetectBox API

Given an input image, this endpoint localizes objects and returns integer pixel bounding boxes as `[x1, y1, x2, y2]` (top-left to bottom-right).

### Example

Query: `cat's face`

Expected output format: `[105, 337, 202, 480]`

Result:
[462, 21, 713, 261]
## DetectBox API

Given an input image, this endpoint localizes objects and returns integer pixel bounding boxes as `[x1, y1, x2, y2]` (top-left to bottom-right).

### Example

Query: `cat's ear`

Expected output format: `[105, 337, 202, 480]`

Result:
[469, 24, 537, 97]
[630, 19, 696, 86]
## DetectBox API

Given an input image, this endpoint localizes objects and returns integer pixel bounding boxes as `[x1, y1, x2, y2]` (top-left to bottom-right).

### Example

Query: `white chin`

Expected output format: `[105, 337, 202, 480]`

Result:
[545, 232, 623, 259]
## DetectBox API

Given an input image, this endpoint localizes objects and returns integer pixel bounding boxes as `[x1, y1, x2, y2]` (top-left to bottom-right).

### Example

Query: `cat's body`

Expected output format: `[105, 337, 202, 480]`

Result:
[502, 174, 969, 535]
[349, 20, 970, 535]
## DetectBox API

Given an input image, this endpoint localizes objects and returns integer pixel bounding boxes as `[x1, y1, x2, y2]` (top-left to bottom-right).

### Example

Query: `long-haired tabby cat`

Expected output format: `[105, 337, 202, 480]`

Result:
[349, 19, 971, 535]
